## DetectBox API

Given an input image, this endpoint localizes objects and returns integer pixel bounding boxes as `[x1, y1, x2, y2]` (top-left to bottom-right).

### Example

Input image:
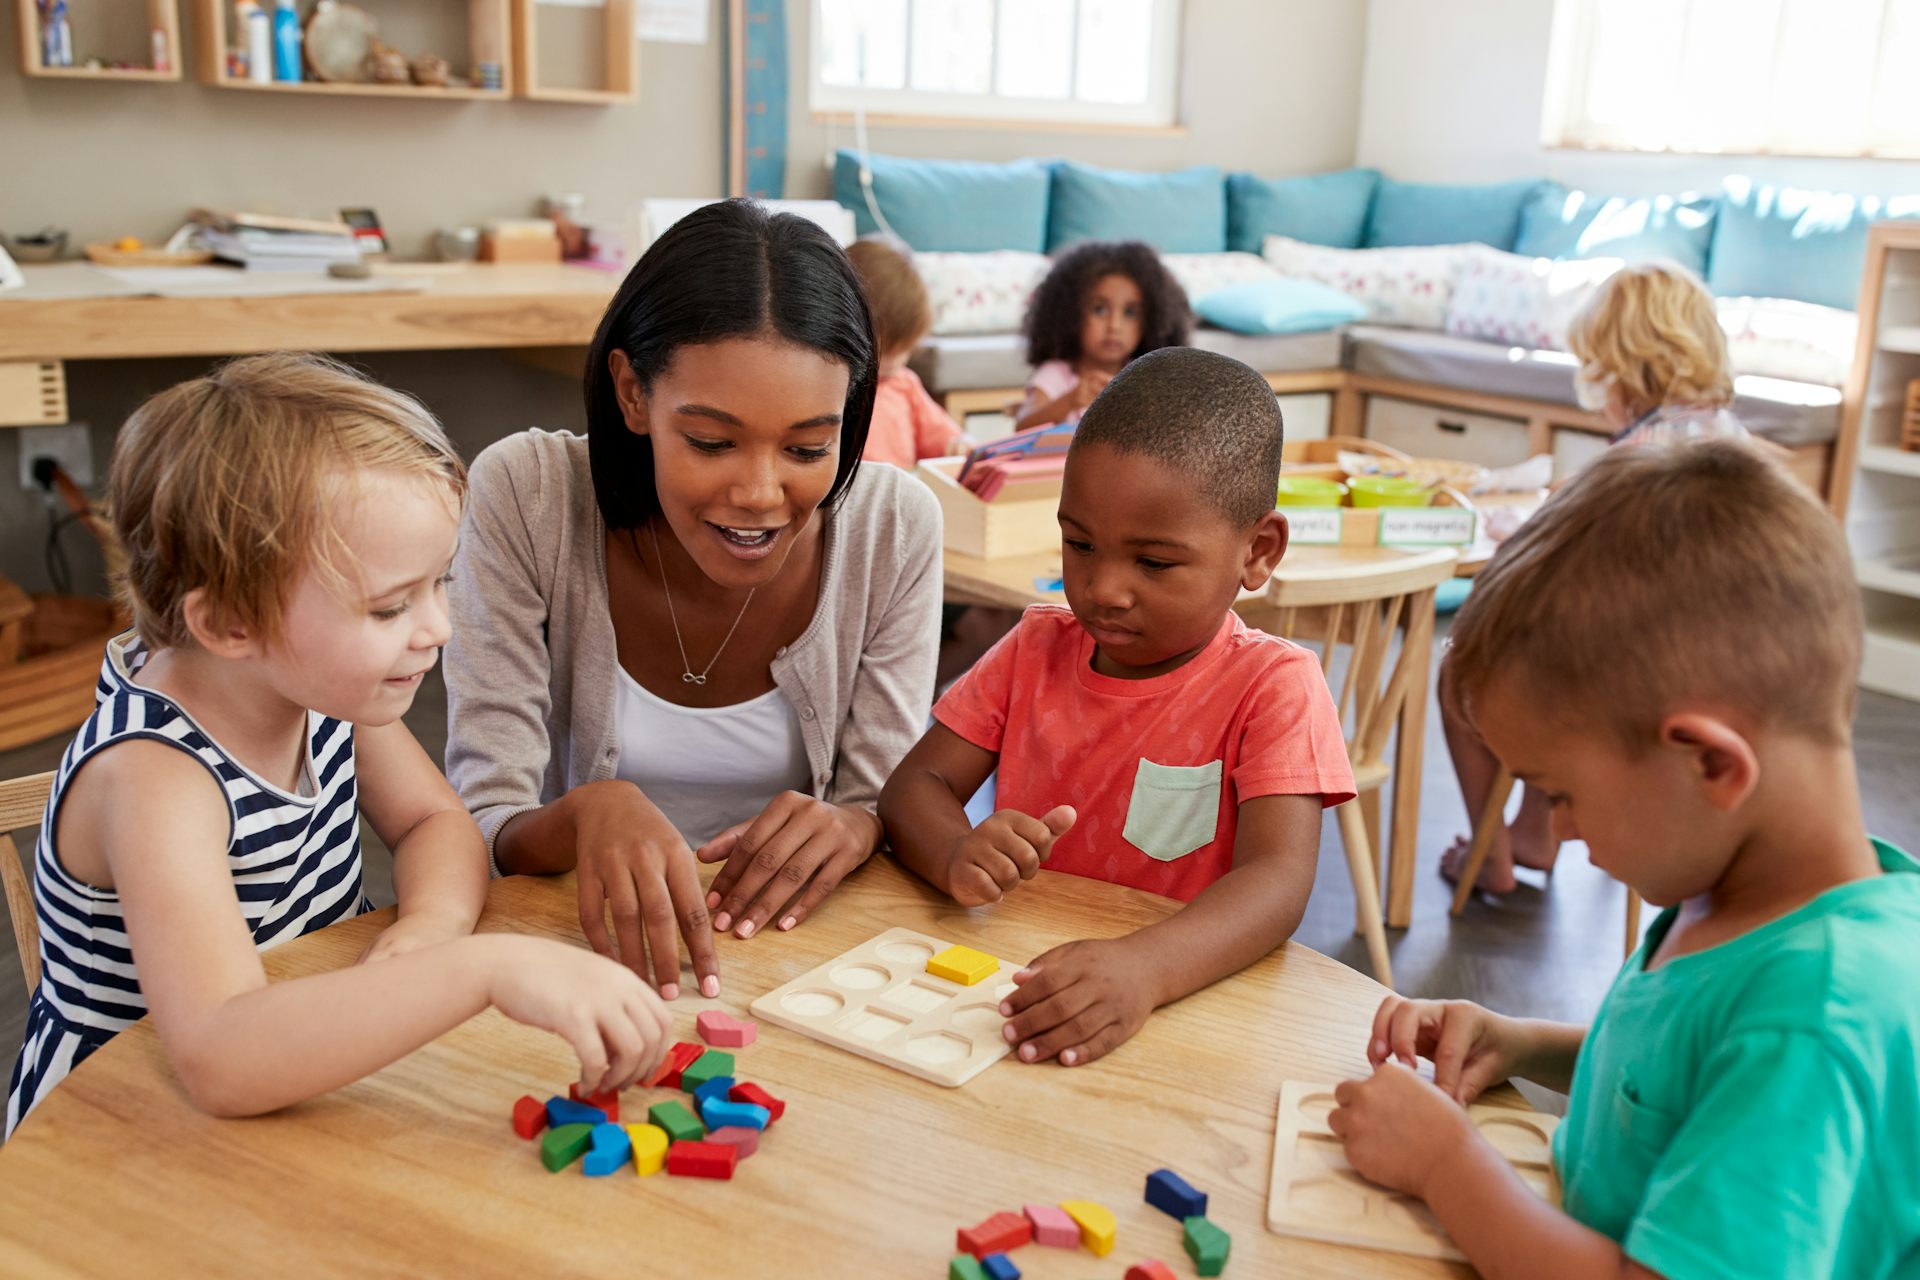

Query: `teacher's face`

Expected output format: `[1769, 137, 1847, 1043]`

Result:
[611, 334, 851, 590]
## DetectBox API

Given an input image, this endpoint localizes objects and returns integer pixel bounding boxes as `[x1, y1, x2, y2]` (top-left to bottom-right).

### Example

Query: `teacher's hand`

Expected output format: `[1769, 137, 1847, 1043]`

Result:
[566, 780, 720, 1000]
[696, 792, 882, 938]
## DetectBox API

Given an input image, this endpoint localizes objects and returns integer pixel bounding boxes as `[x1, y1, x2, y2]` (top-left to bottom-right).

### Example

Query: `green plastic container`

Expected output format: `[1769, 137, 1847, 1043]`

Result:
[1274, 475, 1348, 507]
[1348, 475, 1432, 508]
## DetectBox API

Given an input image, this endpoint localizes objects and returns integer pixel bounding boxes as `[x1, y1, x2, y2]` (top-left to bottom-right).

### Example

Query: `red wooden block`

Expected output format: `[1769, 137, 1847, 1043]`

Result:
[665, 1139, 739, 1180]
[650, 1041, 705, 1089]
[958, 1212, 1032, 1259]
[728, 1081, 785, 1125]
[1125, 1263, 1176, 1280]
[512, 1094, 548, 1140]
[705, 1125, 760, 1158]
[567, 1082, 619, 1121]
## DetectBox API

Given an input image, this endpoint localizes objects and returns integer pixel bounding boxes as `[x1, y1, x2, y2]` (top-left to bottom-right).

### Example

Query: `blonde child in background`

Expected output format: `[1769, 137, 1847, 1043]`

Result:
[6, 354, 670, 1135]
[1442, 260, 1749, 895]
[1331, 441, 1919, 1280]
[1014, 240, 1191, 431]
[846, 238, 969, 469]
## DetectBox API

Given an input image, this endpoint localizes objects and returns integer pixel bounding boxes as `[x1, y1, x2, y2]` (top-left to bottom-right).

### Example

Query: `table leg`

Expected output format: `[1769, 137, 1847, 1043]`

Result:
[1354, 788, 1383, 935]
[1386, 586, 1436, 930]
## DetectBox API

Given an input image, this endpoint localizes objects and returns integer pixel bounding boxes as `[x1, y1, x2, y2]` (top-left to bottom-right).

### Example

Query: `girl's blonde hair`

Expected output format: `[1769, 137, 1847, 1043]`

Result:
[1565, 260, 1733, 413]
[110, 352, 466, 651]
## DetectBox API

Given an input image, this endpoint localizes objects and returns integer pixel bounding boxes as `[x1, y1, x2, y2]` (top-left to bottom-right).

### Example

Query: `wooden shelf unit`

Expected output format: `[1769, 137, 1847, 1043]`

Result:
[193, 0, 511, 99]
[15, 0, 182, 79]
[511, 0, 634, 103]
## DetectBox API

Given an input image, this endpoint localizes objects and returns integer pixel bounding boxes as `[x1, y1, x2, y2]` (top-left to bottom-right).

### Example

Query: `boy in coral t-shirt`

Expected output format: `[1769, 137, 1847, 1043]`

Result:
[880, 347, 1354, 1069]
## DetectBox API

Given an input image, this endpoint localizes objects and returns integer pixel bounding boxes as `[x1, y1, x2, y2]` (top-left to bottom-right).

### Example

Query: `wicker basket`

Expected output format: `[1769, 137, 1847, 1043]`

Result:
[1904, 379, 1920, 452]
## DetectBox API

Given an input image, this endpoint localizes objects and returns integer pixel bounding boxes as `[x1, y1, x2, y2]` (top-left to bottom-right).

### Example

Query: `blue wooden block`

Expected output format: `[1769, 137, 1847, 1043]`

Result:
[581, 1122, 632, 1176]
[546, 1095, 609, 1128]
[692, 1075, 737, 1110]
[699, 1098, 771, 1132]
[1146, 1167, 1208, 1221]
[981, 1253, 1021, 1280]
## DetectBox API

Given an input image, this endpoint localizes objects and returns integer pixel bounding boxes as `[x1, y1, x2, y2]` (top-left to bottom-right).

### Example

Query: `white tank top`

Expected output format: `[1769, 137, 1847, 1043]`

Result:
[613, 667, 812, 846]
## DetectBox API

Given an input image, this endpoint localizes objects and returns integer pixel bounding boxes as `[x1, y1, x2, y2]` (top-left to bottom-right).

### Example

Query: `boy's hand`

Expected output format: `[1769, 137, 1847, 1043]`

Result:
[1367, 996, 1519, 1104]
[1329, 1060, 1479, 1199]
[945, 805, 1076, 906]
[486, 936, 674, 1098]
[998, 936, 1154, 1067]
[356, 908, 472, 966]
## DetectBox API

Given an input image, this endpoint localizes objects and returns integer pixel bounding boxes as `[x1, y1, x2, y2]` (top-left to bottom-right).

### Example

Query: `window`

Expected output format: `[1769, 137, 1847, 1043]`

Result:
[1542, 0, 1920, 159]
[811, 0, 1182, 128]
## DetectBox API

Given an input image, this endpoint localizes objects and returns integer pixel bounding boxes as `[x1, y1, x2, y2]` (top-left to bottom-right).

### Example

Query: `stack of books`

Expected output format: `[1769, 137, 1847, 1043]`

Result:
[958, 423, 1076, 500]
[190, 209, 362, 272]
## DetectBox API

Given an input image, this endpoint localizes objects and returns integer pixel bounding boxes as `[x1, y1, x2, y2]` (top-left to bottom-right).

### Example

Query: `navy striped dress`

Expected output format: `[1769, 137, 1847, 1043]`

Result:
[5, 634, 369, 1136]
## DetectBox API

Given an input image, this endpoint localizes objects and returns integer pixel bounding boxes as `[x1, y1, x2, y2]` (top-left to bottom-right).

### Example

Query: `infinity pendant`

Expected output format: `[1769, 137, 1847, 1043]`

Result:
[682, 673, 706, 684]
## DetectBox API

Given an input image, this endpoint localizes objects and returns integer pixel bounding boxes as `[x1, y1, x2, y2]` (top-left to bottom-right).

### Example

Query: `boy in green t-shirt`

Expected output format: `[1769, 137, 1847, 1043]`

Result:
[1328, 440, 1920, 1280]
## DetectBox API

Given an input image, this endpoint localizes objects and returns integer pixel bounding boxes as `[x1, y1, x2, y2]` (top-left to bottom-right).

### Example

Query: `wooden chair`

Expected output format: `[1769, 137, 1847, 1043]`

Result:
[1240, 547, 1461, 989]
[1448, 765, 1645, 958]
[0, 772, 54, 990]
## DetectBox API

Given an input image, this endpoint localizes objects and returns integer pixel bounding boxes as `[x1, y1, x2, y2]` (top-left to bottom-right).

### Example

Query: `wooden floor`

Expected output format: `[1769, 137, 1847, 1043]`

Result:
[0, 623, 1915, 1090]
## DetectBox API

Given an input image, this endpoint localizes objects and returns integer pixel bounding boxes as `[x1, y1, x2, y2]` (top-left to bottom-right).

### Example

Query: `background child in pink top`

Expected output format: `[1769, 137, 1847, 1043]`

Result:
[847, 238, 969, 469]
[882, 348, 1354, 1069]
[1013, 240, 1191, 432]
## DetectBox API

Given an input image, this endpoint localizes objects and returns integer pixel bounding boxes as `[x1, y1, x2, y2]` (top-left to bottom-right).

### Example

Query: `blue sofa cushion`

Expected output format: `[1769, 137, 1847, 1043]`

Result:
[832, 150, 1052, 253]
[1365, 178, 1546, 250]
[1194, 278, 1368, 335]
[1709, 178, 1920, 311]
[1225, 168, 1379, 253]
[1515, 187, 1718, 274]
[1047, 162, 1226, 253]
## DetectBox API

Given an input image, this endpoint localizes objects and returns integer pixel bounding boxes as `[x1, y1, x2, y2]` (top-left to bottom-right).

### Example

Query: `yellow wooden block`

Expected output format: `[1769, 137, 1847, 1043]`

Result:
[625, 1122, 669, 1177]
[1060, 1199, 1116, 1256]
[926, 944, 999, 987]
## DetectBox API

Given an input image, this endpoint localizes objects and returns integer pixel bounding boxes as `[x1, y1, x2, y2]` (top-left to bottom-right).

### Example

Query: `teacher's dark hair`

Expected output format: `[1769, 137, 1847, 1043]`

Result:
[584, 199, 878, 530]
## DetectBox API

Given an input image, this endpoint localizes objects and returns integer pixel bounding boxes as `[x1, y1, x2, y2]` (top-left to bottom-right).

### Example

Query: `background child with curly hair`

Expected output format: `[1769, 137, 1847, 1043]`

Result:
[1014, 240, 1191, 431]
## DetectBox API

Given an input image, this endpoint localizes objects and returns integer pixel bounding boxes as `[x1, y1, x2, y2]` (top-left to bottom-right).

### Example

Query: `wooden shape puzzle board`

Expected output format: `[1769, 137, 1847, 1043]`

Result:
[749, 928, 1013, 1088]
[1266, 1080, 1562, 1261]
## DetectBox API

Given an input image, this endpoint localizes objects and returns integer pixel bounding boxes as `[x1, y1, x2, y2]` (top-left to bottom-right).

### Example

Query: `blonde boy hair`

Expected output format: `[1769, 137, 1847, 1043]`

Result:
[1447, 439, 1859, 749]
[1566, 260, 1734, 413]
[846, 237, 932, 357]
[110, 352, 465, 651]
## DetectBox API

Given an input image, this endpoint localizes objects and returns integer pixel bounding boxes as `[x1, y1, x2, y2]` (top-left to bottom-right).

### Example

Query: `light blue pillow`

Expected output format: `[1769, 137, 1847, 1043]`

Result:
[1226, 168, 1379, 253]
[1047, 162, 1226, 253]
[1708, 178, 1920, 310]
[1364, 178, 1547, 250]
[1194, 278, 1367, 335]
[1514, 186, 1718, 275]
[832, 150, 1052, 253]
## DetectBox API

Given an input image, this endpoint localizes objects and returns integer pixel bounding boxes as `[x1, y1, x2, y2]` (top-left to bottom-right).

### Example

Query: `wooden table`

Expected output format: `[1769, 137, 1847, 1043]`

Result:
[942, 545, 1455, 931]
[0, 860, 1488, 1277]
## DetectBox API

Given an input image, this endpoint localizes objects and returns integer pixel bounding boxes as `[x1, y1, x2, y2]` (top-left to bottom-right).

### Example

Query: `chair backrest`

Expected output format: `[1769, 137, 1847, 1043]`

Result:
[0, 771, 54, 991]
[1251, 549, 1457, 775]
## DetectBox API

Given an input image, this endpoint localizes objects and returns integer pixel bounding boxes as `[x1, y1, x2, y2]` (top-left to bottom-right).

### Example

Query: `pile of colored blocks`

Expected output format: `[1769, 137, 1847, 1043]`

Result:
[946, 1169, 1230, 1278]
[510, 1011, 784, 1182]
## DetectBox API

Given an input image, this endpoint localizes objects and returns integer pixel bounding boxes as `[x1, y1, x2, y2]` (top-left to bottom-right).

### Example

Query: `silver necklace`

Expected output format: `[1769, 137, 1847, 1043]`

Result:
[645, 522, 756, 685]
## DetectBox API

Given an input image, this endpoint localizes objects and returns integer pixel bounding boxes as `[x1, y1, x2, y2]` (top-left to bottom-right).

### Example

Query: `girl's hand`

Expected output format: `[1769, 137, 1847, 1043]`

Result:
[485, 935, 673, 1097]
[567, 780, 719, 1000]
[998, 937, 1154, 1067]
[1329, 1060, 1479, 1199]
[1070, 370, 1113, 410]
[356, 908, 473, 966]
[696, 792, 881, 937]
[944, 805, 1076, 906]
[1367, 996, 1520, 1104]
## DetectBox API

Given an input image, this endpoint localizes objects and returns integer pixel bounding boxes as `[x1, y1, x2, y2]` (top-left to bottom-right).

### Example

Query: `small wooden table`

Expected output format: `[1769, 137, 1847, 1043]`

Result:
[942, 545, 1455, 930]
[0, 861, 1483, 1277]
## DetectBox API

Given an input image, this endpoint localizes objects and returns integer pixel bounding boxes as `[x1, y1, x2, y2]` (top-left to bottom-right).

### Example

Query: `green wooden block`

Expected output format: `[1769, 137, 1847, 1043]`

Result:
[947, 1256, 988, 1280]
[540, 1121, 594, 1172]
[680, 1050, 735, 1093]
[1183, 1215, 1231, 1276]
[648, 1099, 705, 1144]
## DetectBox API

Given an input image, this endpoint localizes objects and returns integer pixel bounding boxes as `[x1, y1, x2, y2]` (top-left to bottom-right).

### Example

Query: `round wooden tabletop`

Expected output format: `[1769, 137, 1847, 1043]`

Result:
[0, 857, 1477, 1278]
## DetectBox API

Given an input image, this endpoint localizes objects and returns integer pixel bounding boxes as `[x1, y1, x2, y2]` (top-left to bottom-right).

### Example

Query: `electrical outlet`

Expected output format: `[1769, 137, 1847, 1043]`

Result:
[18, 422, 93, 491]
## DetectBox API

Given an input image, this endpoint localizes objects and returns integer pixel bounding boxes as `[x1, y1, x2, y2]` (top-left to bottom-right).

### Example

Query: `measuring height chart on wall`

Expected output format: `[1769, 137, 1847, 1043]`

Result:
[727, 0, 787, 198]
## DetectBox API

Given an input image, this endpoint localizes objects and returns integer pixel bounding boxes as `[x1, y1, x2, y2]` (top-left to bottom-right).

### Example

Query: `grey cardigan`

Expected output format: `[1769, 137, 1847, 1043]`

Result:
[443, 428, 944, 862]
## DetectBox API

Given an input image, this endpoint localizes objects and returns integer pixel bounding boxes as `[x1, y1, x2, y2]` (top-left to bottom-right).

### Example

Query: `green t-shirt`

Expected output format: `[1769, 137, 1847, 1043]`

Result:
[1555, 838, 1920, 1280]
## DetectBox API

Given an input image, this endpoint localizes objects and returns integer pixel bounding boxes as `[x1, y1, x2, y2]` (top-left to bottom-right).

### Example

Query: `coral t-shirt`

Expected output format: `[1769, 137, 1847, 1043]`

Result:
[863, 367, 967, 469]
[934, 605, 1356, 902]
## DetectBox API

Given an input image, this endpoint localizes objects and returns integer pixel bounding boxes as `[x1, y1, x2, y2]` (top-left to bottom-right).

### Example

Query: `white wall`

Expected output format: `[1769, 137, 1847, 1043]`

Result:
[1356, 0, 1920, 197]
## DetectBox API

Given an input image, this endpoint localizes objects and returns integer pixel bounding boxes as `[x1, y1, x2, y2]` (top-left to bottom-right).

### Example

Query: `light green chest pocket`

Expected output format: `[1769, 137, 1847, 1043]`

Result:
[1122, 759, 1224, 863]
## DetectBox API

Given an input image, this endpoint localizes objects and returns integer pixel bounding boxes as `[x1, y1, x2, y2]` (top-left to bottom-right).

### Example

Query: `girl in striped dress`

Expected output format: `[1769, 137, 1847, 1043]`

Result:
[7, 354, 671, 1136]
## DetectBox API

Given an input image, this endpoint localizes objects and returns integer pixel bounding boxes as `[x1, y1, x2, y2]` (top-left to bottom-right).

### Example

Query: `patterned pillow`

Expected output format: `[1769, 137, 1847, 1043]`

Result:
[912, 251, 1051, 336]
[1716, 295, 1858, 387]
[1159, 252, 1281, 307]
[1444, 245, 1622, 351]
[1261, 235, 1470, 329]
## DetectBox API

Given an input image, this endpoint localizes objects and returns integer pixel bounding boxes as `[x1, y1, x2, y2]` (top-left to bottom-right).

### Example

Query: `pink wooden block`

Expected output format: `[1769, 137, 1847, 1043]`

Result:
[697, 1010, 757, 1048]
[1024, 1203, 1081, 1248]
[705, 1125, 760, 1158]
